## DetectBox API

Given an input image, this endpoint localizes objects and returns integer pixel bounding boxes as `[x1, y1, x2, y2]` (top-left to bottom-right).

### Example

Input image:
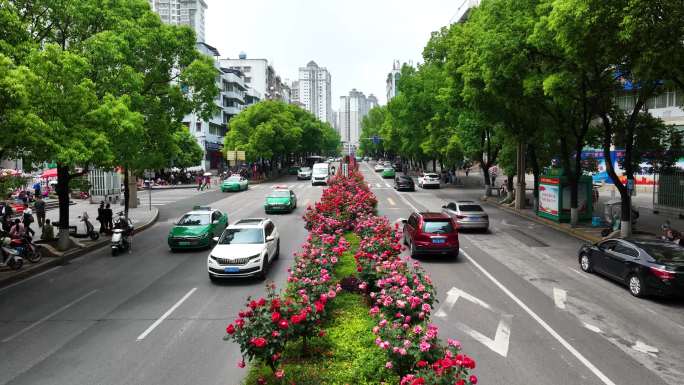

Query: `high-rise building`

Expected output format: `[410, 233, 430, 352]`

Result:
[151, 0, 207, 42]
[290, 80, 301, 105]
[298, 61, 333, 123]
[386, 60, 402, 102]
[338, 89, 374, 154]
[451, 0, 481, 24]
[220, 53, 289, 103]
[183, 43, 259, 171]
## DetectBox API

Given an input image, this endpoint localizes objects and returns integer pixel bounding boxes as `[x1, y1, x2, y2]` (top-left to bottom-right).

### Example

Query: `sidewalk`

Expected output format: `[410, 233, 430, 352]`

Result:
[0, 201, 159, 288]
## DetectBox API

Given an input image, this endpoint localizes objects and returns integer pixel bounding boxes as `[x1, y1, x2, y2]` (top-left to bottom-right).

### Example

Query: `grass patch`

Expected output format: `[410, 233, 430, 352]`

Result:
[334, 233, 360, 280]
[243, 232, 398, 385]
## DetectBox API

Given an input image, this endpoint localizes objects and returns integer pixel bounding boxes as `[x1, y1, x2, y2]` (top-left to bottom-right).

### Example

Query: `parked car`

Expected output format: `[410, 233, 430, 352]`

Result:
[221, 175, 248, 192]
[287, 166, 300, 175]
[168, 206, 227, 251]
[394, 175, 415, 191]
[374, 163, 385, 172]
[441, 201, 489, 231]
[381, 167, 396, 179]
[264, 187, 297, 214]
[578, 238, 684, 297]
[401, 212, 459, 258]
[418, 173, 441, 189]
[297, 167, 312, 180]
[207, 218, 280, 281]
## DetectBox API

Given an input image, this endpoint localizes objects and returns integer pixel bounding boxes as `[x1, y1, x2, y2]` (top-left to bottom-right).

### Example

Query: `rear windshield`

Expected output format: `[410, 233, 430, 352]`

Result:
[422, 220, 453, 234]
[458, 205, 483, 212]
[634, 242, 684, 263]
[425, 174, 439, 178]
[270, 190, 290, 197]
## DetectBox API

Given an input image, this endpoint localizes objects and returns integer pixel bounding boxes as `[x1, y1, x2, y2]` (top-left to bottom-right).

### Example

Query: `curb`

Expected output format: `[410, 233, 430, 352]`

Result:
[0, 208, 160, 289]
[481, 198, 602, 244]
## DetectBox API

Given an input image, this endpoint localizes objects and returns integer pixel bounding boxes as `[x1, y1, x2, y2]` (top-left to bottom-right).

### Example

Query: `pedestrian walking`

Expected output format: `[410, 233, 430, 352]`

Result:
[196, 175, 203, 191]
[41, 219, 55, 241]
[465, 167, 470, 177]
[34, 195, 46, 227]
[104, 203, 114, 232]
[23, 208, 35, 237]
[33, 181, 41, 198]
[97, 201, 105, 233]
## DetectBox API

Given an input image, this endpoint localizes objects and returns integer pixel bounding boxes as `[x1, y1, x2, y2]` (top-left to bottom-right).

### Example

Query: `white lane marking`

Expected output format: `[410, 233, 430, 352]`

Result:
[137, 287, 197, 341]
[0, 266, 62, 294]
[288, 184, 295, 189]
[553, 288, 567, 310]
[387, 197, 396, 206]
[460, 250, 617, 385]
[583, 323, 603, 333]
[2, 289, 98, 343]
[569, 268, 586, 278]
[632, 340, 659, 357]
[435, 287, 511, 357]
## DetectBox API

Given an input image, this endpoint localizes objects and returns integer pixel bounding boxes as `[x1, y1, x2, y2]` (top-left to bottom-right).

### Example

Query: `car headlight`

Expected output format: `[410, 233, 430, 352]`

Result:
[248, 253, 261, 260]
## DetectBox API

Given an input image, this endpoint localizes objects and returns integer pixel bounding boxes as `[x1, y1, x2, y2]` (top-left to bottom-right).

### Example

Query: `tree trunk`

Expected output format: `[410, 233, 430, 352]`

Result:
[600, 114, 631, 237]
[56, 164, 74, 251]
[432, 158, 437, 172]
[123, 167, 130, 220]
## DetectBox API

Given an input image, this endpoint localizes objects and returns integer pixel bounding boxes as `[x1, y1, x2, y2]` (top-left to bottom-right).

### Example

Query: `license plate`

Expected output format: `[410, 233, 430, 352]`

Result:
[224, 267, 240, 273]
[178, 241, 190, 246]
[432, 238, 445, 244]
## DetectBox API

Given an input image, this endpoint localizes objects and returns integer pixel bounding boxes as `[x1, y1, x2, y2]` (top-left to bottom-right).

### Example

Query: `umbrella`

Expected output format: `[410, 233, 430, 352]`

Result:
[203, 172, 212, 176]
[41, 168, 58, 178]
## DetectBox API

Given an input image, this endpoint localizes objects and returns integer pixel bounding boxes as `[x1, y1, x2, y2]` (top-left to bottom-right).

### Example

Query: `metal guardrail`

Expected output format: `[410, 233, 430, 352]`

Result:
[653, 170, 684, 217]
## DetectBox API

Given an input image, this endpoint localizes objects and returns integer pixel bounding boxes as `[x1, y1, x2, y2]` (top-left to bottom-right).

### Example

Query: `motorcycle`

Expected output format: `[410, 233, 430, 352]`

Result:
[77, 212, 100, 241]
[0, 234, 23, 270]
[7, 234, 42, 263]
[111, 211, 134, 256]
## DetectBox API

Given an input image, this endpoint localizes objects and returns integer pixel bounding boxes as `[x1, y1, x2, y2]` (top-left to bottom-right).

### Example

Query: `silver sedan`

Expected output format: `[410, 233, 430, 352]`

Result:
[441, 201, 489, 231]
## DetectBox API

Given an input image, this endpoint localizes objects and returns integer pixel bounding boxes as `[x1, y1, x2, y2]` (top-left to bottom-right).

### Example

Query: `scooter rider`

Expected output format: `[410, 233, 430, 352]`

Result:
[114, 212, 133, 248]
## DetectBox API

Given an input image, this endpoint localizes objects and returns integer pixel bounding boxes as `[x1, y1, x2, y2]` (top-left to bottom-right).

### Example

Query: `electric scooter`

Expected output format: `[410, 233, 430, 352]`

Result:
[111, 211, 133, 256]
[0, 234, 23, 270]
[77, 212, 100, 241]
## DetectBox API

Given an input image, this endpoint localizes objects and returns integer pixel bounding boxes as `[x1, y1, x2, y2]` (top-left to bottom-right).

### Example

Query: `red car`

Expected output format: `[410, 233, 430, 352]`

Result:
[402, 212, 459, 258]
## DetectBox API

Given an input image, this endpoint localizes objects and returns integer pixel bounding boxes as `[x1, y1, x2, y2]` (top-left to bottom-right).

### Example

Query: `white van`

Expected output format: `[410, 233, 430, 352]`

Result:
[311, 163, 330, 185]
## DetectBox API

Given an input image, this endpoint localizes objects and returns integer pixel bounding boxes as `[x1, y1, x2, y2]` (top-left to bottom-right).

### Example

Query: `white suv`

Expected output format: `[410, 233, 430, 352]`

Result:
[418, 173, 441, 189]
[207, 218, 280, 281]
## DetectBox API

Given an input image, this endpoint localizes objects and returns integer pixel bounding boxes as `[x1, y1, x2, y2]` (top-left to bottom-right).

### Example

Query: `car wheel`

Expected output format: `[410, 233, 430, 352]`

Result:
[579, 253, 593, 273]
[169, 248, 176, 253]
[402, 232, 408, 246]
[209, 273, 219, 283]
[112, 249, 118, 257]
[275, 240, 280, 259]
[628, 274, 646, 298]
[258, 258, 269, 280]
[409, 241, 418, 258]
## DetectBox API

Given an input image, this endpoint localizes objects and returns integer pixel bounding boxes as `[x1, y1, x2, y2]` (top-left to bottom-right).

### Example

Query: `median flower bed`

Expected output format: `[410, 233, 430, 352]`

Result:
[225, 159, 477, 384]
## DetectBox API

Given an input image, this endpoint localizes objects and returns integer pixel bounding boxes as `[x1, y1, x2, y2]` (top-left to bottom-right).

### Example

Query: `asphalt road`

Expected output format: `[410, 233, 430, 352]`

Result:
[1, 166, 682, 385]
[362, 162, 683, 385]
[0, 177, 323, 385]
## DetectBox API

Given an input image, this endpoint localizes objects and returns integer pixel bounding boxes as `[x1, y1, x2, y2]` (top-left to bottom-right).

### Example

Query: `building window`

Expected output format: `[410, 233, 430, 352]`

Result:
[196, 122, 202, 132]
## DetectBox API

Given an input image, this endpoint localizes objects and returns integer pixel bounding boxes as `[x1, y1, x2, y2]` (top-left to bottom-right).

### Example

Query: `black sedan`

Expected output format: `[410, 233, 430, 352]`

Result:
[578, 238, 684, 298]
[394, 175, 415, 191]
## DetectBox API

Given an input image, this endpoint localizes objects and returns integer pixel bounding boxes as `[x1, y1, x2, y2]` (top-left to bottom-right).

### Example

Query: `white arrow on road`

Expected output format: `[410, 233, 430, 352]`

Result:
[553, 287, 567, 310]
[632, 340, 659, 357]
[435, 287, 512, 357]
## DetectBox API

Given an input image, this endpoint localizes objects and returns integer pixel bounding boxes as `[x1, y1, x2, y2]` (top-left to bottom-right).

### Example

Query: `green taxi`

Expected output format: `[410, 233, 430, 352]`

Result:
[221, 175, 248, 192]
[382, 167, 396, 179]
[168, 206, 228, 251]
[264, 188, 297, 214]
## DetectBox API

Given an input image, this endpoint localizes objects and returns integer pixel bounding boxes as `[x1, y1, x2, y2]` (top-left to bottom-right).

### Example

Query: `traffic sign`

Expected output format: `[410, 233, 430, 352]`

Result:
[236, 151, 246, 161]
[372, 135, 380, 145]
[225, 151, 237, 161]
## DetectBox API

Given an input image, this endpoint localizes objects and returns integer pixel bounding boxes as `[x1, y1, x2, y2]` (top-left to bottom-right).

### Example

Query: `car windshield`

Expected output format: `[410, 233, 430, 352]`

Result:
[270, 190, 290, 197]
[220, 228, 264, 244]
[633, 241, 684, 263]
[384, 167, 393, 171]
[226, 177, 241, 182]
[177, 214, 210, 226]
[458, 205, 484, 212]
[423, 220, 453, 234]
[299, 167, 311, 172]
[425, 173, 439, 178]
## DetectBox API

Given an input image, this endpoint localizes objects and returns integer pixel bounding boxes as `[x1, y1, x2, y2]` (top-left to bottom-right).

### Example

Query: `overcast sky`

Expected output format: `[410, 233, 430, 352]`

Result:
[205, 0, 457, 108]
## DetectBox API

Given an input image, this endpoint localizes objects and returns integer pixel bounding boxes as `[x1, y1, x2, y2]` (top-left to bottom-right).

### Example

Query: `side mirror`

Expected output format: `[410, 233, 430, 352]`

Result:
[266, 235, 275, 242]
[441, 205, 446, 209]
[399, 218, 408, 224]
[212, 237, 219, 243]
